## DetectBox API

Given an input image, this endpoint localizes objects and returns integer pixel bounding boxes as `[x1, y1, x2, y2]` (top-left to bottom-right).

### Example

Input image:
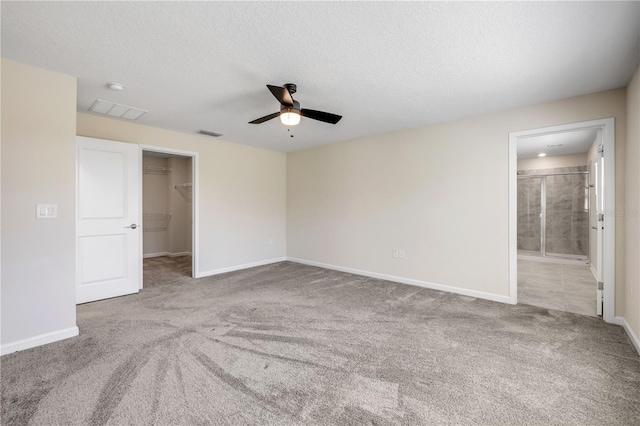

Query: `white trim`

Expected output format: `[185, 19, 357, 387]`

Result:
[139, 145, 199, 287]
[143, 251, 192, 259]
[143, 252, 168, 259]
[0, 327, 79, 356]
[287, 258, 512, 304]
[590, 264, 598, 281]
[601, 119, 615, 324]
[509, 131, 518, 305]
[196, 257, 287, 278]
[613, 317, 640, 355]
[138, 148, 144, 289]
[193, 154, 200, 278]
[168, 251, 191, 257]
[509, 118, 616, 322]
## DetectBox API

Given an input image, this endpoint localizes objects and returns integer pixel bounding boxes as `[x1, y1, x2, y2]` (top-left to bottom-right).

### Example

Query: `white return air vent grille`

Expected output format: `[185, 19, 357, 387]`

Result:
[89, 99, 147, 120]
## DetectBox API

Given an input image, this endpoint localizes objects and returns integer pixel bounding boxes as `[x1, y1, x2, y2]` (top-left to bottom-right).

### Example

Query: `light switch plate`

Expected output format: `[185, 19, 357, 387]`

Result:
[36, 204, 57, 219]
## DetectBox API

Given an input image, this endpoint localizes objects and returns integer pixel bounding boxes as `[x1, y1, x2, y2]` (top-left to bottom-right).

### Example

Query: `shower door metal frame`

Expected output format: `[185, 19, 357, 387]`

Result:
[517, 171, 589, 260]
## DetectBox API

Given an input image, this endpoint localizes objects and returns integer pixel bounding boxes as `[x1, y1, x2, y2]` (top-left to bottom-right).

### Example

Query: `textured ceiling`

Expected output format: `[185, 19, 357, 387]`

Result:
[2, 2, 639, 152]
[517, 129, 598, 159]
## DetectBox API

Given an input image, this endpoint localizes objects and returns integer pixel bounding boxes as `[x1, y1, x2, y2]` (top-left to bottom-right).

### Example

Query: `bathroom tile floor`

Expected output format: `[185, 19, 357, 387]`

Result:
[518, 259, 597, 316]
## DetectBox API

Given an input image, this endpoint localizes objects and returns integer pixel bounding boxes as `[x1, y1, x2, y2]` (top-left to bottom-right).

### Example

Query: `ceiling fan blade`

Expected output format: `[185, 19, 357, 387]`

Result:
[249, 111, 280, 124]
[300, 109, 342, 124]
[267, 85, 294, 107]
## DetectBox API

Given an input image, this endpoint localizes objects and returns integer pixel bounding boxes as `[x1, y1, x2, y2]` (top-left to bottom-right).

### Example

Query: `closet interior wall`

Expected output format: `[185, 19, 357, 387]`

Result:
[142, 155, 192, 257]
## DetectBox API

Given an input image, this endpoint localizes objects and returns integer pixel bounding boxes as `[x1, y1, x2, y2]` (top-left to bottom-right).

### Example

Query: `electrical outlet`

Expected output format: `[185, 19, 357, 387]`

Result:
[393, 249, 405, 259]
[36, 204, 57, 219]
[268, 238, 273, 245]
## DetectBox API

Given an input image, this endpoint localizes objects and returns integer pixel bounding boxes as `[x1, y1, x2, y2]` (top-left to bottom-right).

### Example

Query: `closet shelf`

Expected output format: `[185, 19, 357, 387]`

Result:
[144, 166, 172, 175]
[142, 212, 172, 232]
[175, 183, 193, 201]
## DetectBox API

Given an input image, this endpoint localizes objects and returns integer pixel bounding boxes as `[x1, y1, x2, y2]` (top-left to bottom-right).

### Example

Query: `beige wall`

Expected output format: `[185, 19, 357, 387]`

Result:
[77, 113, 287, 275]
[624, 65, 640, 341]
[288, 89, 627, 304]
[1, 59, 78, 348]
[517, 153, 588, 170]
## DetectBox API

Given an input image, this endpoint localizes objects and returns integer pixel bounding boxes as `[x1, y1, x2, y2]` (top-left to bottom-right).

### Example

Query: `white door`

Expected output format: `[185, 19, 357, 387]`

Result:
[593, 150, 605, 316]
[76, 136, 140, 304]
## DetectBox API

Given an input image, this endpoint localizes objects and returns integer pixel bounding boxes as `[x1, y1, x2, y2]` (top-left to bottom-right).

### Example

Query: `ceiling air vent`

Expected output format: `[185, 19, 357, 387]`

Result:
[196, 129, 223, 137]
[89, 99, 147, 120]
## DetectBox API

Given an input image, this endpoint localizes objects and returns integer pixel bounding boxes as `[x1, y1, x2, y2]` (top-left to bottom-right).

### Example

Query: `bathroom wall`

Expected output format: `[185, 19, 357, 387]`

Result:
[517, 153, 588, 170]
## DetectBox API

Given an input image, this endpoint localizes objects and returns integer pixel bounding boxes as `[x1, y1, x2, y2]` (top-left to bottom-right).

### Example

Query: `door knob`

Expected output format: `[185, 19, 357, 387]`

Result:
[125, 224, 138, 229]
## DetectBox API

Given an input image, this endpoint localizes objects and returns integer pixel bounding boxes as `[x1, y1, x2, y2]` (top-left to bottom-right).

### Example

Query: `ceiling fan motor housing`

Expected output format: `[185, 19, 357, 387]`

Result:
[284, 83, 297, 95]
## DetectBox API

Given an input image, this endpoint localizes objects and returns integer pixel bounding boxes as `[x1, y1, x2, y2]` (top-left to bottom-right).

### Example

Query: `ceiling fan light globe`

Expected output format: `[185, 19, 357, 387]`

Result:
[280, 110, 301, 126]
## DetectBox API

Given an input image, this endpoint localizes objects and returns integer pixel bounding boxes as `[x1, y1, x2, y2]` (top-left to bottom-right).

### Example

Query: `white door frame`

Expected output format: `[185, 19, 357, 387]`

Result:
[139, 145, 199, 286]
[508, 118, 616, 323]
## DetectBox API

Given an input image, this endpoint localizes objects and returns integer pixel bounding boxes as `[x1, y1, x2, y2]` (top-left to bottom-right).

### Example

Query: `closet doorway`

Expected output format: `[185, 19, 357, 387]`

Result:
[141, 146, 198, 286]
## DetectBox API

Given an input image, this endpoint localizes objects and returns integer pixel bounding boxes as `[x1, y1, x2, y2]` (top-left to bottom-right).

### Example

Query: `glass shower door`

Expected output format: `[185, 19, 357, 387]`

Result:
[517, 176, 542, 254]
[544, 173, 589, 259]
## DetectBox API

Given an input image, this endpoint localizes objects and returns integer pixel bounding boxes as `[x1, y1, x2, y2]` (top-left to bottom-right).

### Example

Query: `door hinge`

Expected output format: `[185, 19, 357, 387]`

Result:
[598, 144, 604, 155]
[598, 282, 604, 291]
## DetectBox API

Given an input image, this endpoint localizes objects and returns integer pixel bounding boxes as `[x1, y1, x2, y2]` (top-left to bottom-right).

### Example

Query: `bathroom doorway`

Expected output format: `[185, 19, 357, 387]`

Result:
[509, 119, 615, 322]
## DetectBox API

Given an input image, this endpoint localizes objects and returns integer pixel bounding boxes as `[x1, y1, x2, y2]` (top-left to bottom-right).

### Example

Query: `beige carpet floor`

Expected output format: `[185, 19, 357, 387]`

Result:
[1, 257, 639, 425]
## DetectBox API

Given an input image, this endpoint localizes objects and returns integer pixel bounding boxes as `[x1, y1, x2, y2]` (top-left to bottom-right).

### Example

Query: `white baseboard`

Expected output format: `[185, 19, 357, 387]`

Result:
[286, 257, 512, 304]
[143, 251, 192, 259]
[1, 326, 79, 356]
[168, 251, 191, 257]
[143, 252, 167, 258]
[196, 257, 287, 278]
[613, 316, 640, 355]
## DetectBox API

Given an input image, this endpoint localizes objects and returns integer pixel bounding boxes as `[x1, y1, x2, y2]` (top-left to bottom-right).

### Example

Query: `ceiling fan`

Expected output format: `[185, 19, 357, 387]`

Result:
[249, 84, 342, 126]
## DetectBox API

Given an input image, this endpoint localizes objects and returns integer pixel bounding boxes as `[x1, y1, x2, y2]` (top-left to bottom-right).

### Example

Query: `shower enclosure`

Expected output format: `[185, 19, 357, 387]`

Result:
[517, 168, 589, 260]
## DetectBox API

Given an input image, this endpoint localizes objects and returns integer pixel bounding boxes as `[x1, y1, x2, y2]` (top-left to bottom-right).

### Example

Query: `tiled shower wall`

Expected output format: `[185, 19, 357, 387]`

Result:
[518, 166, 589, 257]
